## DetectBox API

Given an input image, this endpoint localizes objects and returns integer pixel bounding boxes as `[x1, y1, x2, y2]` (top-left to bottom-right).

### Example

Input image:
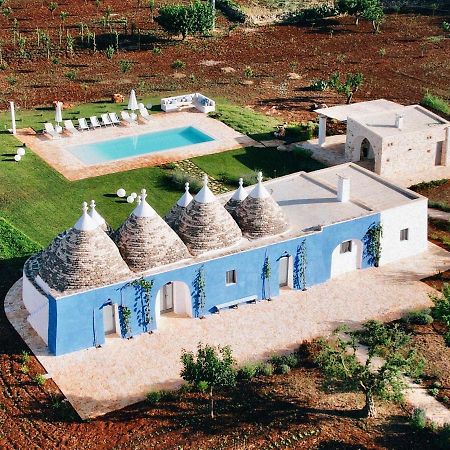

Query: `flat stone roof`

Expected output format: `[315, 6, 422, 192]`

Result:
[349, 104, 449, 138]
[315, 99, 401, 122]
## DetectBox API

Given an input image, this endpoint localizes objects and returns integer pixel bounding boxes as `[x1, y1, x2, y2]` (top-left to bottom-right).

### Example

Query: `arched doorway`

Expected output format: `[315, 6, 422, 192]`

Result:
[155, 281, 192, 326]
[360, 138, 374, 160]
[330, 239, 363, 278]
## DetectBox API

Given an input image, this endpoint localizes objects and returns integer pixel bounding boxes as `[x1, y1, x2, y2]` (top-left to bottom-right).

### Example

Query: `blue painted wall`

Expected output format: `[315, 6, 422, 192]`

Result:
[47, 213, 380, 355]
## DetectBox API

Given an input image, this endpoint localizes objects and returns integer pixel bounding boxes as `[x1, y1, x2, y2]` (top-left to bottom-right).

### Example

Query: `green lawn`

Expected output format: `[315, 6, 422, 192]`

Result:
[0, 98, 322, 247]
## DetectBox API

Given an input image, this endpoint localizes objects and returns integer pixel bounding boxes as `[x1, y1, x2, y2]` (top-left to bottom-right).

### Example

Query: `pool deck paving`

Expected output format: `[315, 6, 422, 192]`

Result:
[5, 242, 450, 419]
[16, 111, 257, 181]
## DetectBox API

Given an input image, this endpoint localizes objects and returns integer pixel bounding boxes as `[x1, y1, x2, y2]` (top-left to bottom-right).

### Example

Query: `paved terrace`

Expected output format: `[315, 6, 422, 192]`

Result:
[16, 111, 257, 181]
[5, 243, 450, 419]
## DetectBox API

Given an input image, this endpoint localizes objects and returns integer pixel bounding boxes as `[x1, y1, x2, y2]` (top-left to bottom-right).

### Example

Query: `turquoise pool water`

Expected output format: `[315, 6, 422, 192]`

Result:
[68, 126, 215, 165]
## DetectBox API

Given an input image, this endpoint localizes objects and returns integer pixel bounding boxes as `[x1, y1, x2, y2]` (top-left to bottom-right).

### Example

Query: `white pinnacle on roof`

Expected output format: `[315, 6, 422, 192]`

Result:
[232, 178, 248, 201]
[194, 175, 216, 204]
[249, 172, 270, 199]
[88, 200, 106, 226]
[177, 182, 193, 207]
[132, 189, 156, 218]
[74, 202, 99, 232]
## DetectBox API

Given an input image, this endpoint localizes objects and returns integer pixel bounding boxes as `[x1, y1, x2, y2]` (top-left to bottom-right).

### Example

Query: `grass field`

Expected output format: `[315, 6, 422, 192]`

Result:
[0, 99, 321, 247]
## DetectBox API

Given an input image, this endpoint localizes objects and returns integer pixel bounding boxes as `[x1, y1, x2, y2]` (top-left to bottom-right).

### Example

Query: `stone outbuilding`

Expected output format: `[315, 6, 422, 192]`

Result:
[177, 175, 242, 255]
[313, 100, 450, 185]
[115, 189, 190, 272]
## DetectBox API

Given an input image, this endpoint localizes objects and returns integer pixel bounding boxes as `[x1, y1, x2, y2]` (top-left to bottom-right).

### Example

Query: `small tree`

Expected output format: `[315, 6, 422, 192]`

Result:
[60, 11, 68, 31]
[48, 2, 58, 19]
[328, 71, 364, 104]
[180, 343, 236, 418]
[148, 0, 155, 22]
[362, 1, 384, 33]
[315, 321, 424, 418]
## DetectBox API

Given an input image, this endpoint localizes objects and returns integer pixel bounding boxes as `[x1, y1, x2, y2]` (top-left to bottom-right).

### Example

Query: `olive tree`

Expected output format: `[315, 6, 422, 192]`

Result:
[336, 0, 383, 28]
[328, 71, 364, 104]
[180, 342, 236, 418]
[315, 321, 425, 418]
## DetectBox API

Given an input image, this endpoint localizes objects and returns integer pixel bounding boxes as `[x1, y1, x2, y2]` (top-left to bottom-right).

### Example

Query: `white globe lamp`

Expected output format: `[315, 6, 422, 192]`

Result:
[14, 154, 21, 162]
[116, 188, 126, 198]
[126, 195, 134, 203]
[131, 192, 137, 199]
[17, 148, 25, 156]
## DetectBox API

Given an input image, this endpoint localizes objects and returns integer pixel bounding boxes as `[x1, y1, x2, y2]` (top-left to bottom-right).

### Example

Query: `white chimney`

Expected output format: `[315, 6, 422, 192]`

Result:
[395, 114, 404, 130]
[337, 176, 350, 202]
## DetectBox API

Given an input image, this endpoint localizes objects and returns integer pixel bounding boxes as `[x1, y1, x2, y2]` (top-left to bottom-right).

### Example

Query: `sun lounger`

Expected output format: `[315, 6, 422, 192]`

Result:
[101, 113, 114, 126]
[138, 103, 151, 122]
[108, 112, 121, 126]
[78, 118, 91, 131]
[64, 119, 80, 135]
[44, 122, 62, 139]
[90, 116, 103, 129]
[121, 110, 137, 126]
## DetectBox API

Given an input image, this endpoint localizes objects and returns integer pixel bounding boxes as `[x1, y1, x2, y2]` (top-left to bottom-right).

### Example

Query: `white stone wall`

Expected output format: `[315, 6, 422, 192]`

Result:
[378, 126, 449, 180]
[22, 274, 49, 345]
[379, 199, 428, 266]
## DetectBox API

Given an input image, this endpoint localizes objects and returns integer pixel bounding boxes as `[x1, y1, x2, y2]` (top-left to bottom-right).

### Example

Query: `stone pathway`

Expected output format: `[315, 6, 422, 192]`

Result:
[428, 208, 450, 221]
[173, 159, 230, 194]
[354, 345, 450, 426]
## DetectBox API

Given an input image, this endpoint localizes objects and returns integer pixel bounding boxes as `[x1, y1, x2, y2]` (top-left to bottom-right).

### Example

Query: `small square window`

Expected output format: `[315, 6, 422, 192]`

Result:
[400, 228, 409, 241]
[340, 240, 352, 254]
[226, 270, 237, 285]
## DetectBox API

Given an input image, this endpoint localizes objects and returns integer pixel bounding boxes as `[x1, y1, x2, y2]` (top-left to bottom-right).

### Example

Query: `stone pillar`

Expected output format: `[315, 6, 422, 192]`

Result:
[10, 101, 16, 135]
[318, 115, 327, 146]
[443, 126, 450, 167]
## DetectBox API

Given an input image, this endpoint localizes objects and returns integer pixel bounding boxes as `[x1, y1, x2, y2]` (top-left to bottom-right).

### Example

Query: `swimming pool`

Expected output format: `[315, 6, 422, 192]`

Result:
[67, 126, 215, 165]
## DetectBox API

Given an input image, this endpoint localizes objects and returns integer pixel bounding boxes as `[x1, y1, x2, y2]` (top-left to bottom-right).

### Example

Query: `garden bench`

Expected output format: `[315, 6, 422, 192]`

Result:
[214, 295, 257, 313]
[160, 93, 215, 113]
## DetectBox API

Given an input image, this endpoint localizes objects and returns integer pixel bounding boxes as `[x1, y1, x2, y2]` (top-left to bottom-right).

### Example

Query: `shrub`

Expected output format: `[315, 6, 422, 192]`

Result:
[216, 0, 246, 23]
[270, 353, 299, 373]
[20, 365, 29, 374]
[256, 362, 274, 376]
[34, 374, 46, 386]
[152, 47, 161, 55]
[105, 45, 115, 59]
[237, 363, 258, 381]
[421, 92, 450, 116]
[64, 70, 77, 81]
[285, 4, 338, 25]
[168, 169, 202, 192]
[410, 408, 427, 429]
[429, 387, 439, 397]
[444, 332, 450, 347]
[244, 66, 253, 78]
[279, 364, 291, 375]
[119, 59, 133, 73]
[309, 79, 328, 91]
[171, 59, 185, 70]
[20, 350, 30, 364]
[146, 390, 162, 403]
[443, 22, 450, 33]
[402, 310, 434, 325]
[197, 380, 209, 393]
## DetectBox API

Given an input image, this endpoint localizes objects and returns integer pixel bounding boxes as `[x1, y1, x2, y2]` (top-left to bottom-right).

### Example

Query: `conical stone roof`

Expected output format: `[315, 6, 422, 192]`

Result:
[225, 178, 248, 221]
[177, 175, 242, 255]
[39, 202, 131, 293]
[89, 200, 113, 235]
[235, 172, 288, 239]
[164, 182, 193, 231]
[115, 189, 190, 272]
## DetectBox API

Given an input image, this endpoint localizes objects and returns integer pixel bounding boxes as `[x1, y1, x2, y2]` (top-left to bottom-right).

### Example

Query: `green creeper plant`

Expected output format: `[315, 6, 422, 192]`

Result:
[193, 266, 206, 317]
[262, 255, 271, 300]
[131, 277, 154, 330]
[180, 342, 236, 418]
[119, 305, 132, 337]
[363, 222, 383, 267]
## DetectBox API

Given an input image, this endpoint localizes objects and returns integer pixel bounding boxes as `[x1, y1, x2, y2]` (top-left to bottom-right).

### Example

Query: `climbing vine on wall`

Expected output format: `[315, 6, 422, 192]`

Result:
[193, 266, 206, 318]
[131, 277, 154, 331]
[119, 305, 132, 338]
[294, 240, 308, 290]
[262, 255, 272, 300]
[363, 223, 383, 267]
